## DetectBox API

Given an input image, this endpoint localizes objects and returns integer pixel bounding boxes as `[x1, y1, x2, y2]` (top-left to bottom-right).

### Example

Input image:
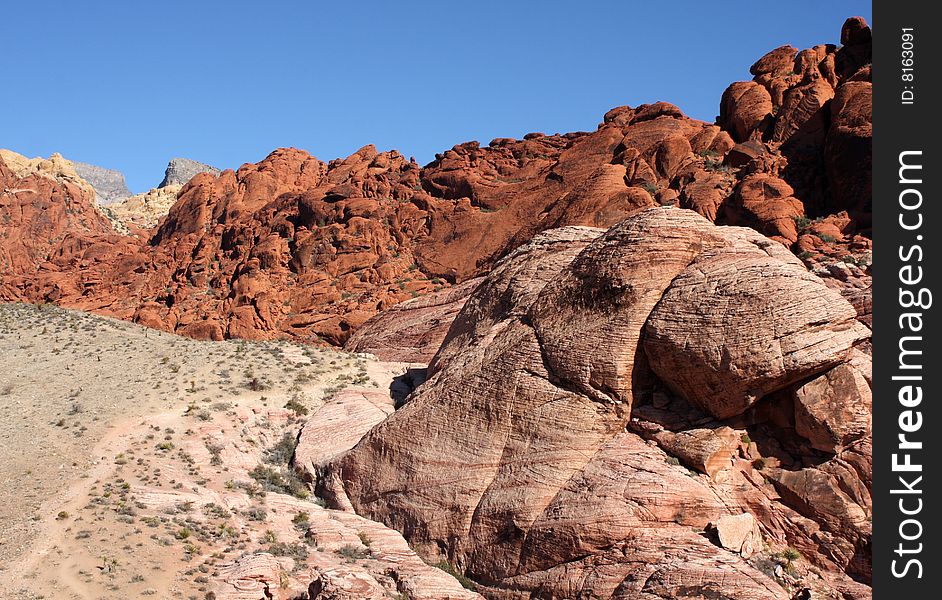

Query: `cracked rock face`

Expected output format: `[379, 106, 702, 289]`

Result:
[793, 363, 872, 453]
[344, 277, 484, 363]
[321, 208, 871, 599]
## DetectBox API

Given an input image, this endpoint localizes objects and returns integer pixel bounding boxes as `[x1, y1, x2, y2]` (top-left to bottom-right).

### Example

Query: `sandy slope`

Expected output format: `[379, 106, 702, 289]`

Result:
[0, 303, 471, 600]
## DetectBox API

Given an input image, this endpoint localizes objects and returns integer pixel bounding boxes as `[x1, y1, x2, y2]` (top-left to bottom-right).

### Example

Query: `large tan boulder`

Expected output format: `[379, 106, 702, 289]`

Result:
[429, 225, 605, 374]
[528, 210, 720, 408]
[214, 553, 287, 600]
[712, 513, 763, 558]
[793, 363, 872, 453]
[643, 225, 869, 419]
[293, 389, 395, 493]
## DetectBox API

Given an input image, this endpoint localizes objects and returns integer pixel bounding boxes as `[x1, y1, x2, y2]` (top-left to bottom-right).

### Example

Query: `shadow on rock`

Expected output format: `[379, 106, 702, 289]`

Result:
[390, 367, 428, 409]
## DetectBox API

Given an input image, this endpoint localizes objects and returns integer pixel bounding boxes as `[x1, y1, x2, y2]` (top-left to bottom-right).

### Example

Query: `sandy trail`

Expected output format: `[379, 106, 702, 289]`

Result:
[3, 415, 147, 596]
[1, 303, 472, 600]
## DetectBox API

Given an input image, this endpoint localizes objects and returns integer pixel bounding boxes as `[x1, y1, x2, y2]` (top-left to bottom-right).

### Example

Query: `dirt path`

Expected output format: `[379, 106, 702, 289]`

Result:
[0, 303, 360, 598]
[1, 303, 476, 600]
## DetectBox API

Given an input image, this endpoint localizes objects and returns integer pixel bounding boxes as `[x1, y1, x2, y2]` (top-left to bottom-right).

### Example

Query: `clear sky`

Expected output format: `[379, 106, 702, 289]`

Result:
[3, 1, 872, 193]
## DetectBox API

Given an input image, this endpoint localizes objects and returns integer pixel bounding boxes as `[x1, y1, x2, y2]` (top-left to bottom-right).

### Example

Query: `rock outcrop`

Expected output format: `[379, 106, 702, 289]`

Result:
[293, 388, 396, 494]
[0, 18, 872, 353]
[108, 184, 182, 230]
[793, 363, 872, 453]
[643, 229, 868, 419]
[344, 277, 484, 362]
[0, 154, 120, 294]
[158, 157, 221, 188]
[321, 208, 872, 599]
[712, 513, 763, 558]
[717, 17, 872, 231]
[0, 149, 99, 203]
[72, 160, 132, 204]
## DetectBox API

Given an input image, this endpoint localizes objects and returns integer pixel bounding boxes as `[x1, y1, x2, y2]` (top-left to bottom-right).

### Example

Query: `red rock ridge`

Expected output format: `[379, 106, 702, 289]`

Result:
[0, 17, 872, 346]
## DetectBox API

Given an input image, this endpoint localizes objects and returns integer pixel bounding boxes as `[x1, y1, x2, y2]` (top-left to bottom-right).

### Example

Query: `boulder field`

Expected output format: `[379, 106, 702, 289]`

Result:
[1, 18, 870, 348]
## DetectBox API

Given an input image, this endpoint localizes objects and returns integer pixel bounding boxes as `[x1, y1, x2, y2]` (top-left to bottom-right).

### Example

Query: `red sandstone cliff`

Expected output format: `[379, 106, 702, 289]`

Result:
[1, 18, 871, 348]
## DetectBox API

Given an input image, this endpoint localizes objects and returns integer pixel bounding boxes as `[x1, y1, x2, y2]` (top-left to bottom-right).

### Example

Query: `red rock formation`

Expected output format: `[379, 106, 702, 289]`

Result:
[718, 17, 872, 232]
[0, 158, 125, 301]
[0, 17, 875, 600]
[1, 17, 872, 353]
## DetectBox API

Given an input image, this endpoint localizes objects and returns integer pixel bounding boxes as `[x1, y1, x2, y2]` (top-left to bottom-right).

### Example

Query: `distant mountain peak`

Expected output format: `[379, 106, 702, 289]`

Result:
[159, 157, 221, 188]
[71, 161, 132, 205]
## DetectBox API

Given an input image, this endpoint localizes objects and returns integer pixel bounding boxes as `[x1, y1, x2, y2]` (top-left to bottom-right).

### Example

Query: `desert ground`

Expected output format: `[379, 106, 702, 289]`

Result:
[0, 303, 470, 600]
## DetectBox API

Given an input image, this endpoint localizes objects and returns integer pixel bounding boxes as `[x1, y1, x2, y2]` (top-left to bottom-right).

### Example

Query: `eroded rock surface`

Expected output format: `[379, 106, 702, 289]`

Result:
[793, 363, 872, 453]
[344, 277, 484, 363]
[643, 227, 869, 419]
[323, 208, 872, 599]
[0, 18, 872, 345]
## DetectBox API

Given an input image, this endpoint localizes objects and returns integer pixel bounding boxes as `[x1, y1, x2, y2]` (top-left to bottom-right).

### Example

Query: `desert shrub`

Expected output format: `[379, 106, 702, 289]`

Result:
[434, 560, 476, 590]
[263, 432, 298, 465]
[292, 511, 311, 531]
[284, 395, 309, 416]
[336, 544, 371, 560]
[782, 547, 802, 562]
[244, 505, 267, 521]
[269, 541, 308, 562]
[249, 464, 309, 499]
[205, 442, 224, 466]
[203, 503, 230, 519]
[792, 215, 812, 232]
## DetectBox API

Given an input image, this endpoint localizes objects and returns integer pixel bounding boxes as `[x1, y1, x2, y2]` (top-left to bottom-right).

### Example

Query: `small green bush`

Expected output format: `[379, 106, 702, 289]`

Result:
[263, 432, 298, 466]
[792, 215, 812, 232]
[434, 560, 476, 590]
[284, 395, 309, 416]
[336, 544, 371, 560]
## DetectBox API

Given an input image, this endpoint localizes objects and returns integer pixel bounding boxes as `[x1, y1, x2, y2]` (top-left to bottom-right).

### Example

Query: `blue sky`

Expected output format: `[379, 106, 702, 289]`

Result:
[3, 1, 872, 193]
